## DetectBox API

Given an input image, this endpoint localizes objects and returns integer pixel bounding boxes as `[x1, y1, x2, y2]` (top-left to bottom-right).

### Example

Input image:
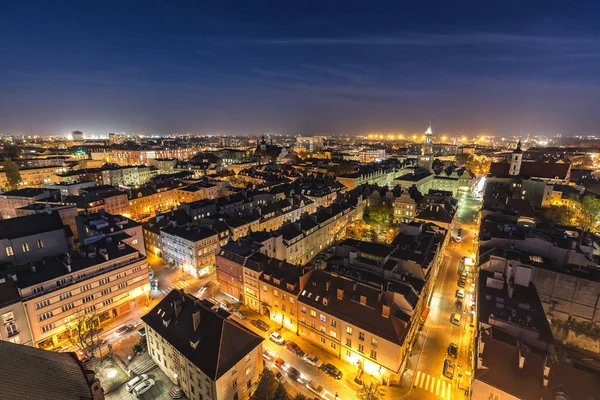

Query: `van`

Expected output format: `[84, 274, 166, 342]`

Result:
[126, 374, 148, 392]
[451, 313, 461, 326]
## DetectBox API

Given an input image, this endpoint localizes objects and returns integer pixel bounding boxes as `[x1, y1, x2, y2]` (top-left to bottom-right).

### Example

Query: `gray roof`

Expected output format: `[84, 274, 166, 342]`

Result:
[142, 290, 263, 380]
[0, 212, 65, 240]
[0, 341, 93, 400]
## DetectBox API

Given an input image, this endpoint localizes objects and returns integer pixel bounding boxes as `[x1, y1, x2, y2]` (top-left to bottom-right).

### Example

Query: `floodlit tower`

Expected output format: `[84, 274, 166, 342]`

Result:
[423, 121, 433, 156]
[509, 140, 523, 176]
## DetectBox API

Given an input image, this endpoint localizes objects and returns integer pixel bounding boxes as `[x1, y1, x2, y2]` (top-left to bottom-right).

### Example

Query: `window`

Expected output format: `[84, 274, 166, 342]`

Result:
[371, 337, 378, 347]
[290, 308, 294, 316]
[231, 366, 237, 375]
[41, 323, 55, 333]
[319, 314, 326, 322]
[6, 246, 13, 257]
[273, 290, 278, 297]
[281, 293, 286, 300]
[274, 300, 279, 308]
[301, 306, 306, 314]
[35, 300, 51, 310]
[330, 330, 337, 338]
[59, 292, 72, 301]
[346, 338, 352, 347]
[370, 350, 377, 360]
[103, 298, 113, 307]
[310, 310, 316, 317]
[359, 332, 365, 341]
[245, 366, 252, 376]
[244, 354, 251, 362]
[118, 282, 128, 289]
[320, 337, 326, 344]
[61, 303, 75, 312]
[247, 379, 252, 389]
[330, 342, 336, 350]
[262, 284, 267, 292]
[346, 326, 353, 335]
[281, 304, 286, 312]
[331, 319, 337, 328]
[6, 323, 18, 336]
[232, 379, 238, 388]
[36, 240, 44, 249]
[289, 297, 295, 304]
[33, 286, 44, 294]
[358, 344, 364, 353]
[21, 243, 30, 252]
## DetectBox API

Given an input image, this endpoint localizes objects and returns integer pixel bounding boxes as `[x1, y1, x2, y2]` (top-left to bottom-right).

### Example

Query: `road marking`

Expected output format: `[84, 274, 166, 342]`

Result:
[446, 382, 452, 399]
[436, 379, 440, 395]
[425, 375, 431, 391]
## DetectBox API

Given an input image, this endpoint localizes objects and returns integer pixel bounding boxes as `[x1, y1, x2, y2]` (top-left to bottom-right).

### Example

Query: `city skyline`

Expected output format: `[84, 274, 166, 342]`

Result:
[2, 1, 600, 136]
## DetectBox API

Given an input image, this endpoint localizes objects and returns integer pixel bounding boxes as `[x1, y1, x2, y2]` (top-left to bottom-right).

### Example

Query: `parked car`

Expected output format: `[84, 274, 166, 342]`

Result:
[115, 324, 134, 336]
[451, 313, 461, 326]
[219, 300, 232, 311]
[456, 228, 463, 242]
[126, 374, 148, 392]
[262, 349, 275, 361]
[132, 379, 155, 397]
[447, 343, 458, 358]
[251, 319, 270, 332]
[456, 289, 465, 299]
[455, 299, 463, 309]
[458, 279, 466, 288]
[443, 359, 455, 379]
[275, 357, 286, 370]
[198, 282, 212, 295]
[303, 353, 323, 368]
[271, 367, 285, 383]
[323, 363, 343, 380]
[269, 332, 286, 345]
[232, 310, 246, 320]
[287, 367, 302, 383]
[306, 380, 324, 396]
[285, 340, 303, 355]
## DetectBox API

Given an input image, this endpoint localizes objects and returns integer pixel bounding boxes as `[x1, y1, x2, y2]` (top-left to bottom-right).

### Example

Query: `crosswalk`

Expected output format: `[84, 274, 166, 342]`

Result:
[414, 370, 453, 400]
[154, 280, 192, 296]
[130, 353, 158, 375]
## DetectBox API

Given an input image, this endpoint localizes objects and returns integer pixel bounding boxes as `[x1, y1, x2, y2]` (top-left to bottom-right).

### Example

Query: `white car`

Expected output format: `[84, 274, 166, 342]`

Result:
[132, 378, 155, 397]
[303, 353, 323, 368]
[232, 310, 246, 320]
[306, 379, 325, 397]
[269, 332, 285, 345]
[262, 349, 275, 361]
[126, 374, 148, 392]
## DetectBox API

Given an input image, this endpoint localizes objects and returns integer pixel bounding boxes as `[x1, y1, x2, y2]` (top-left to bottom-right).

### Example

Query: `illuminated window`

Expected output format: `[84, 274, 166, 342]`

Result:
[36, 240, 44, 249]
[6, 246, 13, 257]
[21, 243, 30, 253]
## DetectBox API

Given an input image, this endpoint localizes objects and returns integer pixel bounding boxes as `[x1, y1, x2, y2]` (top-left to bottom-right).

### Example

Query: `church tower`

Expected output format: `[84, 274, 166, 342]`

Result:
[423, 121, 433, 156]
[509, 140, 523, 176]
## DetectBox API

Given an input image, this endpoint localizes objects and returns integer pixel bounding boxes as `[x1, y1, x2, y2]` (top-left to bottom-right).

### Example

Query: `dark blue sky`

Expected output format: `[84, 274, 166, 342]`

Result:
[2, 0, 600, 136]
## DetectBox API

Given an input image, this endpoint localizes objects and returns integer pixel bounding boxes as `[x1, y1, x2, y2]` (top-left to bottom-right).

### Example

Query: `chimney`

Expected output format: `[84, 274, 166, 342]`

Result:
[382, 304, 390, 318]
[543, 356, 550, 387]
[325, 281, 331, 291]
[518, 341, 528, 369]
[10, 274, 17, 282]
[192, 308, 201, 331]
[190, 333, 201, 350]
[360, 295, 366, 305]
[30, 265, 36, 273]
[337, 288, 343, 300]
[174, 300, 183, 318]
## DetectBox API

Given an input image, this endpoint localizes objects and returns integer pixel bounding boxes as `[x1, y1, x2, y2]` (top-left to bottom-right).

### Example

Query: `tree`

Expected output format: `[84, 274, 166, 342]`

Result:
[250, 369, 277, 400]
[1, 159, 21, 190]
[544, 205, 574, 226]
[579, 195, 600, 232]
[408, 184, 424, 202]
[293, 395, 308, 400]
[357, 382, 386, 400]
[68, 309, 103, 359]
[272, 382, 290, 400]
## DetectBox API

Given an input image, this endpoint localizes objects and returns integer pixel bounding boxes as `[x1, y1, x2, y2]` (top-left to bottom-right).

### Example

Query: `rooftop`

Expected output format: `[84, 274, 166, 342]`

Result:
[0, 341, 95, 400]
[0, 212, 65, 240]
[141, 290, 263, 380]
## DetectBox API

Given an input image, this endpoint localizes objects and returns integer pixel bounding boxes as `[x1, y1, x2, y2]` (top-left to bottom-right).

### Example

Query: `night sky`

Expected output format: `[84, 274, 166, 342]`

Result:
[2, 1, 600, 136]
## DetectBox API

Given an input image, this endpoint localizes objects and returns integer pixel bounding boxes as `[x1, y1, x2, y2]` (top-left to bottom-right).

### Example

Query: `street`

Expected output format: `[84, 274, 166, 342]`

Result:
[403, 189, 482, 400]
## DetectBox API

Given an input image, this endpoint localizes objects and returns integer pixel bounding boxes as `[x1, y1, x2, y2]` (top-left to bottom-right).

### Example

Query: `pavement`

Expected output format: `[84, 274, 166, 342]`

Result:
[105, 365, 184, 400]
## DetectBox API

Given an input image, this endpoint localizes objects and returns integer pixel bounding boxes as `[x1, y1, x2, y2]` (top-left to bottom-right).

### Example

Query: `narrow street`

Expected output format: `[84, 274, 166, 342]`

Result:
[403, 189, 482, 400]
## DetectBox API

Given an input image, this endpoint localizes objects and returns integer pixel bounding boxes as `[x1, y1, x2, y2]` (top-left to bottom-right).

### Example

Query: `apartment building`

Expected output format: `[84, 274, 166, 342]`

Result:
[391, 168, 434, 194]
[174, 182, 219, 204]
[0, 212, 70, 265]
[142, 290, 263, 400]
[101, 165, 154, 187]
[76, 211, 145, 255]
[0, 188, 61, 219]
[161, 225, 219, 277]
[142, 209, 192, 257]
[260, 259, 312, 333]
[44, 180, 97, 196]
[0, 165, 69, 191]
[128, 186, 178, 221]
[393, 192, 417, 224]
[298, 270, 410, 385]
[336, 162, 403, 190]
[17, 237, 149, 349]
[0, 278, 33, 346]
[91, 147, 199, 166]
[359, 147, 386, 163]
[67, 187, 130, 216]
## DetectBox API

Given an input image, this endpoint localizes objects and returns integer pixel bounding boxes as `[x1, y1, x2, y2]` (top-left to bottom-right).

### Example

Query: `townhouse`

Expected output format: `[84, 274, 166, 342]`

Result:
[161, 224, 220, 277]
[142, 290, 263, 400]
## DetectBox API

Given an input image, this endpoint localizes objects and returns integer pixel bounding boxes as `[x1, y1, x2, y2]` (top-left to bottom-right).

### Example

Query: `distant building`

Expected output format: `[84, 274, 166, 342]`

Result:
[71, 130, 84, 143]
[142, 290, 263, 400]
[0, 340, 105, 399]
[296, 136, 324, 153]
[108, 132, 126, 145]
[161, 224, 219, 277]
[359, 147, 386, 163]
[76, 211, 145, 255]
[393, 192, 417, 224]
[0, 188, 61, 219]
[16, 203, 79, 241]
